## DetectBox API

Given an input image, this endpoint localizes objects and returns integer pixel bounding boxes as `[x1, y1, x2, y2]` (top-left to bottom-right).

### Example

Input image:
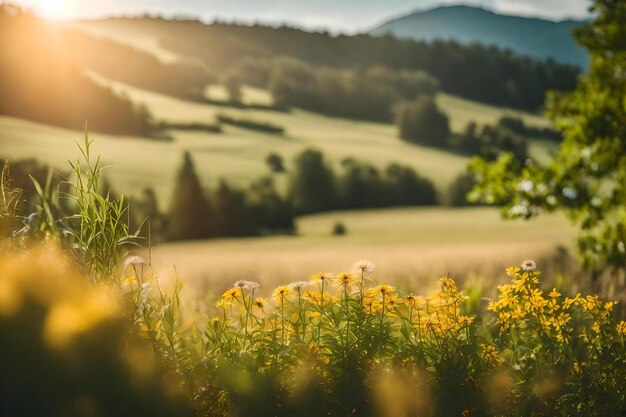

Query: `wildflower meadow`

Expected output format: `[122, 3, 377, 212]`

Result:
[1, 138, 625, 416]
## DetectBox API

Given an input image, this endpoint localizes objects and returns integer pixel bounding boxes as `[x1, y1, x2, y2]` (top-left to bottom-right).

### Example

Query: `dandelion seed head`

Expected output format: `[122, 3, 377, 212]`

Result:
[352, 259, 376, 275]
[123, 256, 146, 270]
[234, 280, 260, 291]
[520, 259, 537, 271]
[289, 281, 311, 292]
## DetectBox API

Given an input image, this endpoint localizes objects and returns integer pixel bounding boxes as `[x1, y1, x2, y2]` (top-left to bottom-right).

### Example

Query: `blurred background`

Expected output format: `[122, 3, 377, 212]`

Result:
[0, 0, 595, 294]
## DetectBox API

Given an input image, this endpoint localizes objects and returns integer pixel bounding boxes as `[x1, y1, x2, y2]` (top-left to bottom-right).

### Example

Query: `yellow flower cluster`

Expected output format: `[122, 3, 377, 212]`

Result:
[489, 265, 620, 343]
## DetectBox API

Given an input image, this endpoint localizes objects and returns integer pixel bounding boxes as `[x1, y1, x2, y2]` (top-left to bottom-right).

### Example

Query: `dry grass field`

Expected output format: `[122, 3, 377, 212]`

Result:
[148, 206, 577, 296]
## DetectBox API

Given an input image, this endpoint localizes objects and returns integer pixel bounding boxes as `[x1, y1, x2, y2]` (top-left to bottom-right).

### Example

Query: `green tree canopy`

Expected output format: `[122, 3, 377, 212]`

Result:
[396, 96, 450, 147]
[470, 0, 626, 272]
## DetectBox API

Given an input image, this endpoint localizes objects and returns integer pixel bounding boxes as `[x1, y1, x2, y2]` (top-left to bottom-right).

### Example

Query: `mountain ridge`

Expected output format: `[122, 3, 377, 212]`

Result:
[370, 5, 588, 68]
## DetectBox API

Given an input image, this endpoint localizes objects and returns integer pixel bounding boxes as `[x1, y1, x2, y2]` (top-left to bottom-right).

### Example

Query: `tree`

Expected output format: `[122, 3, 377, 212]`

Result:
[266, 153, 285, 173]
[222, 73, 241, 104]
[288, 149, 337, 214]
[167, 151, 212, 240]
[211, 180, 253, 236]
[384, 163, 437, 206]
[470, 0, 626, 273]
[396, 96, 450, 147]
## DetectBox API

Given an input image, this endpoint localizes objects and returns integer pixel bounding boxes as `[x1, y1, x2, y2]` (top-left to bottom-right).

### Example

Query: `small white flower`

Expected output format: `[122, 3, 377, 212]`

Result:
[509, 204, 527, 216]
[517, 180, 534, 193]
[520, 259, 537, 271]
[562, 187, 578, 200]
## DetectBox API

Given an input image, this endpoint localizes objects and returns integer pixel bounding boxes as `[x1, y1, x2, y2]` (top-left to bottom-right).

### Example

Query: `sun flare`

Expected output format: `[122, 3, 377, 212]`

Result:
[38, 0, 65, 20]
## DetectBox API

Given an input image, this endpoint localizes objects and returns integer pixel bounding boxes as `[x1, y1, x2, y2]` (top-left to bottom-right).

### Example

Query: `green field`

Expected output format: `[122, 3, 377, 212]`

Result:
[0, 72, 557, 206]
[149, 206, 576, 295]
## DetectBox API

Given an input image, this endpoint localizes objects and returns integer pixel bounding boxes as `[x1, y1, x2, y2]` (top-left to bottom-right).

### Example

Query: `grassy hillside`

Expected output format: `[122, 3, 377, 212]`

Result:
[150, 206, 576, 293]
[0, 73, 557, 206]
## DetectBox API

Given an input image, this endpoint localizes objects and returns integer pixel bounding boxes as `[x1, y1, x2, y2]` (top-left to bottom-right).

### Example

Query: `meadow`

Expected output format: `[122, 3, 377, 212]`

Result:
[152, 207, 576, 295]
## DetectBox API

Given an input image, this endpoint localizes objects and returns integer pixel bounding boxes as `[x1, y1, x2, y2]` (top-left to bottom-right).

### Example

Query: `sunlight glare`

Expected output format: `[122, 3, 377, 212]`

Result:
[38, 0, 65, 20]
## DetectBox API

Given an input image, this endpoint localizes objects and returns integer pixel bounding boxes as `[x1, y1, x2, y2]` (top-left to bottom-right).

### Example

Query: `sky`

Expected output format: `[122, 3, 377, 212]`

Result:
[10, 0, 591, 32]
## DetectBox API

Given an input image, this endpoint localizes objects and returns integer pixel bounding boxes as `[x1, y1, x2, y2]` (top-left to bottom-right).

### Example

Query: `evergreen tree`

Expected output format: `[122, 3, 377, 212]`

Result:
[167, 151, 212, 240]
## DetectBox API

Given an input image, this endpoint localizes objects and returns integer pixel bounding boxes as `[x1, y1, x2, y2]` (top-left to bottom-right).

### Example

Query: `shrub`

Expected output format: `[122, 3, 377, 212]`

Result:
[332, 221, 347, 236]
[396, 96, 450, 147]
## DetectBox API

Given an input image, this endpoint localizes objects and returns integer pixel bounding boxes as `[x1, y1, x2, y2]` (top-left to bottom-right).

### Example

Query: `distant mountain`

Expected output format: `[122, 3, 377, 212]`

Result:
[371, 5, 588, 68]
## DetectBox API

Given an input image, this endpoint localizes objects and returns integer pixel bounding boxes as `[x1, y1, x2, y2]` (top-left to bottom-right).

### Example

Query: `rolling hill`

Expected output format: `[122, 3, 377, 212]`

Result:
[371, 5, 588, 68]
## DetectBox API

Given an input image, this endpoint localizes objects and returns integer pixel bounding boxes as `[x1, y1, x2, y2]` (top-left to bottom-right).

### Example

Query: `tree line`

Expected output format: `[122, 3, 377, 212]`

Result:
[151, 18, 580, 111]
[2, 148, 438, 242]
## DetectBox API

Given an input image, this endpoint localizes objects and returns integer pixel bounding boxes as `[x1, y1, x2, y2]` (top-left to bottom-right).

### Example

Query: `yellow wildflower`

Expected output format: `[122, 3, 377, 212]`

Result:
[311, 272, 333, 282]
[505, 266, 520, 276]
[573, 362, 586, 375]
[222, 287, 239, 302]
[334, 272, 356, 290]
[254, 297, 267, 310]
[272, 285, 291, 302]
[548, 288, 561, 299]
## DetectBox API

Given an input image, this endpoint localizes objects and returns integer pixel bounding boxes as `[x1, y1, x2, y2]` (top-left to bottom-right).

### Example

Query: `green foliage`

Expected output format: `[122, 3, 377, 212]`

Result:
[64, 134, 141, 281]
[0, 162, 22, 240]
[396, 96, 450, 146]
[470, 0, 626, 272]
